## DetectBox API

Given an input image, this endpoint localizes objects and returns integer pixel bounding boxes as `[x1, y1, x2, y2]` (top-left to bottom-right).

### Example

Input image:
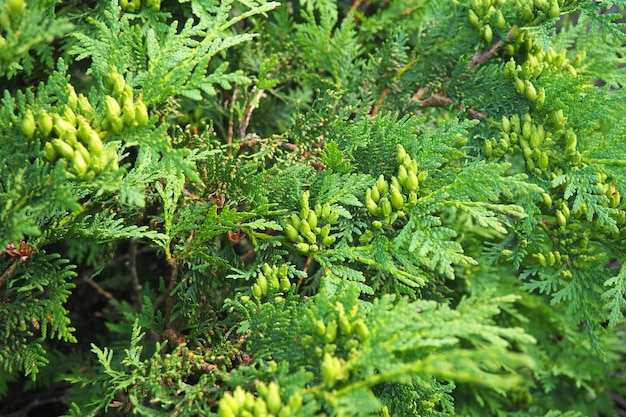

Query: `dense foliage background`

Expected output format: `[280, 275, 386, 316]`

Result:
[2, 0, 626, 415]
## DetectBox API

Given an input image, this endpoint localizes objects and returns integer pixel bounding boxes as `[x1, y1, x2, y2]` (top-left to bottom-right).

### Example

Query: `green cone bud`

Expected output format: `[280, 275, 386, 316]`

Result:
[396, 144, 407, 164]
[321, 353, 343, 384]
[86, 129, 104, 155]
[63, 105, 77, 127]
[308, 209, 318, 229]
[502, 115, 511, 134]
[104, 95, 122, 120]
[366, 189, 379, 215]
[525, 80, 537, 101]
[536, 88, 545, 110]
[390, 187, 404, 210]
[6, 0, 25, 16]
[280, 276, 291, 292]
[406, 171, 419, 192]
[321, 203, 331, 219]
[135, 99, 149, 126]
[304, 230, 317, 244]
[338, 314, 352, 335]
[110, 116, 124, 134]
[284, 224, 299, 242]
[510, 114, 521, 134]
[538, 152, 549, 170]
[549, 0, 560, 18]
[218, 403, 235, 417]
[299, 218, 311, 235]
[52, 114, 74, 137]
[376, 175, 388, 195]
[51, 139, 74, 160]
[381, 198, 392, 217]
[122, 98, 136, 126]
[551, 109, 566, 129]
[72, 151, 89, 176]
[295, 242, 310, 254]
[353, 320, 369, 341]
[483, 24, 493, 43]
[496, 10, 506, 29]
[266, 382, 281, 414]
[530, 131, 542, 149]
[315, 319, 326, 336]
[109, 71, 126, 98]
[390, 176, 402, 194]
[257, 272, 268, 295]
[370, 183, 380, 203]
[38, 111, 53, 136]
[397, 164, 408, 186]
[252, 283, 262, 299]
[74, 142, 91, 165]
[324, 320, 338, 343]
[522, 121, 532, 140]
[359, 230, 374, 244]
[561, 202, 570, 219]
[289, 213, 301, 230]
[468, 9, 479, 27]
[77, 94, 94, 119]
[535, 253, 547, 267]
[42, 142, 56, 161]
[21, 109, 36, 138]
[514, 77, 525, 95]
[301, 190, 310, 211]
[556, 210, 567, 229]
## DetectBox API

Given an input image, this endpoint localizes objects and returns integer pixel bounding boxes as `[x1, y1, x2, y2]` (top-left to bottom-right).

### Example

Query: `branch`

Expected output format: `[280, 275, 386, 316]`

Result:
[129, 238, 144, 311]
[418, 92, 454, 108]
[227, 86, 238, 145]
[469, 29, 513, 69]
[165, 257, 179, 329]
[238, 86, 265, 139]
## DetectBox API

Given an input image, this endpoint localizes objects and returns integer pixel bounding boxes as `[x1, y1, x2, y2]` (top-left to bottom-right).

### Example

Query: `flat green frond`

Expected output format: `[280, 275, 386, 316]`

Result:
[602, 263, 626, 327]
[0, 1, 72, 78]
[394, 209, 477, 280]
[0, 252, 76, 378]
[319, 141, 354, 174]
[314, 172, 372, 207]
[67, 211, 167, 246]
[578, 4, 626, 45]
[552, 167, 618, 232]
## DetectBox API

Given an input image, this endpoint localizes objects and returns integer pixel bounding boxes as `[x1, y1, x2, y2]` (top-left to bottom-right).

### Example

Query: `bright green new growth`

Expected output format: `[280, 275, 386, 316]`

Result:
[2, 0, 626, 416]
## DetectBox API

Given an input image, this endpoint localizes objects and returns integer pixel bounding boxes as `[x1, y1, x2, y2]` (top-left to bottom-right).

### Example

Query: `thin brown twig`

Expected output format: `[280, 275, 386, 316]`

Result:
[0, 260, 18, 288]
[298, 256, 313, 289]
[238, 86, 265, 139]
[415, 90, 485, 119]
[82, 272, 115, 300]
[418, 93, 454, 108]
[128, 238, 144, 311]
[227, 87, 238, 145]
[469, 29, 513, 69]
[347, 0, 364, 16]
[164, 258, 178, 328]
[1, 387, 68, 417]
[370, 87, 389, 117]
[78, 245, 157, 302]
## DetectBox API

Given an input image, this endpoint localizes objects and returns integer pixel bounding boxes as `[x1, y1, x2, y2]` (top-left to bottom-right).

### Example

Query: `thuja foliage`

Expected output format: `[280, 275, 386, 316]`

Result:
[2, 0, 626, 415]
